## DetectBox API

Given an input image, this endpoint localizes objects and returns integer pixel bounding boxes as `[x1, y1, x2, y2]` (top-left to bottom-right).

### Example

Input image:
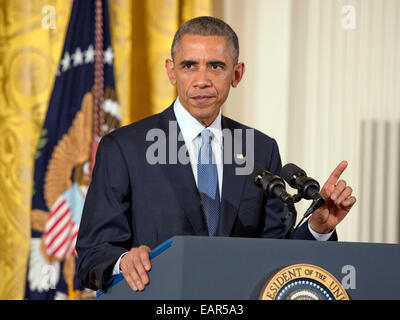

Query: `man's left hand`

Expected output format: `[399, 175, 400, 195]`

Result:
[309, 160, 357, 234]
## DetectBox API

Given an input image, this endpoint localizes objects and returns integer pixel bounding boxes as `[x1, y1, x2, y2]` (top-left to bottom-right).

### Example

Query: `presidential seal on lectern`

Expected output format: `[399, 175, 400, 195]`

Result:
[259, 264, 349, 300]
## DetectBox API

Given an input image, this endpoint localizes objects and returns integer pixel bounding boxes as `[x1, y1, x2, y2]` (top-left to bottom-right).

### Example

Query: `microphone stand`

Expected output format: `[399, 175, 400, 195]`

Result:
[283, 194, 301, 239]
[294, 196, 325, 229]
[259, 187, 323, 239]
[283, 197, 297, 239]
[284, 193, 325, 239]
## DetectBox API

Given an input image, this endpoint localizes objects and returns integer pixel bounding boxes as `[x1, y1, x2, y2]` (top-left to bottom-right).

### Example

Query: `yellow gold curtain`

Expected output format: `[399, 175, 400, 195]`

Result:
[0, 0, 212, 299]
[0, 0, 72, 299]
[111, 0, 212, 125]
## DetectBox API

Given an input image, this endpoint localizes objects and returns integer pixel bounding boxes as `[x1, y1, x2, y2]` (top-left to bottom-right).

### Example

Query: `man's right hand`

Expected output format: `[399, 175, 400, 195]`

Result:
[120, 245, 152, 291]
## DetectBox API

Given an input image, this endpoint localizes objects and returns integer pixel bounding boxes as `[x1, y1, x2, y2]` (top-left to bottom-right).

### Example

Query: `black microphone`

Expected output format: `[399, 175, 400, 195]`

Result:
[280, 163, 325, 218]
[253, 166, 292, 205]
[252, 164, 297, 237]
[281, 163, 322, 200]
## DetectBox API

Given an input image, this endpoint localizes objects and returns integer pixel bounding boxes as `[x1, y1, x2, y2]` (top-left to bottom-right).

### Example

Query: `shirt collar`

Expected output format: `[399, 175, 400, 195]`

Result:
[173, 97, 222, 145]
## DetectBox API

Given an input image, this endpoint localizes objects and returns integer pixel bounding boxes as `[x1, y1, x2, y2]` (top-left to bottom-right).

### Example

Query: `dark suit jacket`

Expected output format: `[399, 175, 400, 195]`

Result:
[76, 103, 336, 291]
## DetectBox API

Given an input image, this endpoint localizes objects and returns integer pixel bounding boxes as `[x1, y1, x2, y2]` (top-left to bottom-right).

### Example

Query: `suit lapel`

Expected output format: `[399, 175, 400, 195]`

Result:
[158, 106, 208, 235]
[218, 116, 247, 236]
[157, 106, 248, 237]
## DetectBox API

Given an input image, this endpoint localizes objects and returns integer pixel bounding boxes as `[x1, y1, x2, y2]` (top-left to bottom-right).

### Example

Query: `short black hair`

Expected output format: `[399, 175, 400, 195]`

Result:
[171, 16, 239, 63]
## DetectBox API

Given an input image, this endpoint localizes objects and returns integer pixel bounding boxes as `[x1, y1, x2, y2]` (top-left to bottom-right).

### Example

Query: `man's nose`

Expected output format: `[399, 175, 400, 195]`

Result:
[193, 67, 211, 88]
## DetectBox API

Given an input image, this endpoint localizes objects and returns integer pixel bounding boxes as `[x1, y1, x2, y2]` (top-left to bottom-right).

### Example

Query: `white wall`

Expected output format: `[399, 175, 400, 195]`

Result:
[222, 0, 292, 162]
[220, 0, 400, 243]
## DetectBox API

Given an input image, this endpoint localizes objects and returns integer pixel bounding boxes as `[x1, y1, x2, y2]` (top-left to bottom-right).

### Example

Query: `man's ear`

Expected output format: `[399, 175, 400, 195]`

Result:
[165, 59, 176, 85]
[231, 62, 245, 88]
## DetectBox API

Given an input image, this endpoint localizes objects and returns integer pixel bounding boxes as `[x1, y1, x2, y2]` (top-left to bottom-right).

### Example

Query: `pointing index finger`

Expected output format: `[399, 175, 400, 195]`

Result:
[323, 160, 348, 189]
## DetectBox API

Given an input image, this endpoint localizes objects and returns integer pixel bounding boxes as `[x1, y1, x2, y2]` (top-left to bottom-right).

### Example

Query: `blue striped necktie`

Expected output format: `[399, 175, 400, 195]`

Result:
[197, 128, 221, 236]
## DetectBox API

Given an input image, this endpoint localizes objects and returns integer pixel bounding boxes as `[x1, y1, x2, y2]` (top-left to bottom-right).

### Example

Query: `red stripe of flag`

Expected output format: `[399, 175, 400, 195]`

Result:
[52, 221, 74, 257]
[45, 207, 71, 237]
[45, 214, 71, 250]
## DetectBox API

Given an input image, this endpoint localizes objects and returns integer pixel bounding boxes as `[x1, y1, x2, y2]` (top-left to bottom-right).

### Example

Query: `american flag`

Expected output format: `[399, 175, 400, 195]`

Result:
[26, 0, 118, 299]
[44, 197, 79, 259]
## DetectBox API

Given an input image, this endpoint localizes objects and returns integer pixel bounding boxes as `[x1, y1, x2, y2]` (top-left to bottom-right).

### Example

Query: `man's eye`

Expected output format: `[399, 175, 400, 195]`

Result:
[184, 64, 193, 69]
[211, 64, 224, 70]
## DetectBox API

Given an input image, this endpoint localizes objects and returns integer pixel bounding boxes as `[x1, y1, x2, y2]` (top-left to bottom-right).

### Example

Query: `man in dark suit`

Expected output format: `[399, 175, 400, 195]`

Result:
[76, 16, 356, 292]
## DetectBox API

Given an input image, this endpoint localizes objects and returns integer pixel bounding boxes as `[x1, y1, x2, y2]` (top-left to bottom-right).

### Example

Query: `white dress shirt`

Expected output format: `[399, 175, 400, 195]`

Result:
[173, 97, 223, 196]
[111, 97, 333, 275]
